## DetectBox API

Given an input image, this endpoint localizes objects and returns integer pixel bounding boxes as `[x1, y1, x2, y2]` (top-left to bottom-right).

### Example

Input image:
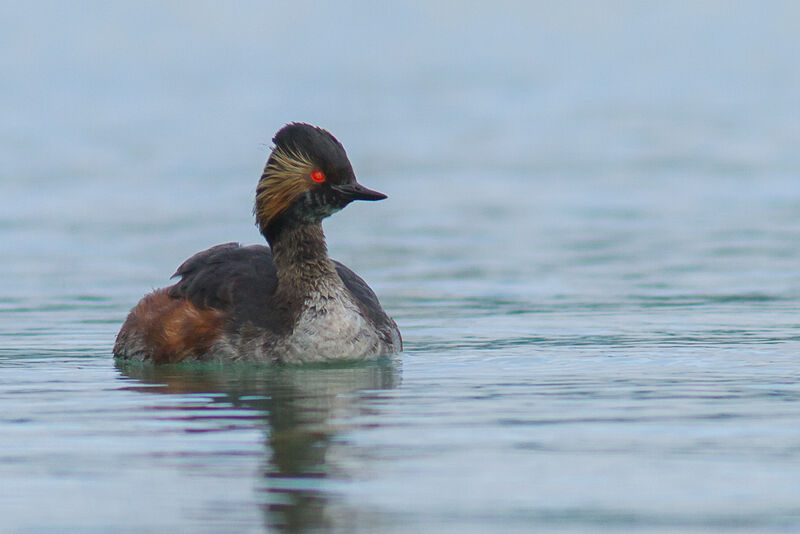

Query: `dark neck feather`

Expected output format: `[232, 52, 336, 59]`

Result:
[269, 223, 338, 290]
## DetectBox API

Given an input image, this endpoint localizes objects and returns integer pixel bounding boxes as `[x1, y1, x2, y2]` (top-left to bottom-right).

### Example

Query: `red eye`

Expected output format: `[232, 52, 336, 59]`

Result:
[311, 170, 326, 183]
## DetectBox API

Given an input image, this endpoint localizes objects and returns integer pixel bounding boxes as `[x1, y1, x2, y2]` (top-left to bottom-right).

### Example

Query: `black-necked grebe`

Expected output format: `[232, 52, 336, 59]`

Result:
[113, 123, 402, 364]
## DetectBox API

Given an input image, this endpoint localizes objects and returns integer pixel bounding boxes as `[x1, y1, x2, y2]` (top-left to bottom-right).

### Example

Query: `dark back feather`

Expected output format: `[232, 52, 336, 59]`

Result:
[168, 243, 279, 326]
[167, 242, 395, 337]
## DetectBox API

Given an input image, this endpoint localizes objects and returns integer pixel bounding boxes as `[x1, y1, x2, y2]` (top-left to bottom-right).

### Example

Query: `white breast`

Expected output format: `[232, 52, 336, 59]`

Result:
[276, 290, 383, 363]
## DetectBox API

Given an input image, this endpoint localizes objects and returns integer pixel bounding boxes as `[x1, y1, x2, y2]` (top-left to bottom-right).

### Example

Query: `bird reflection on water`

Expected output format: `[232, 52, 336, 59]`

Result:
[115, 358, 401, 532]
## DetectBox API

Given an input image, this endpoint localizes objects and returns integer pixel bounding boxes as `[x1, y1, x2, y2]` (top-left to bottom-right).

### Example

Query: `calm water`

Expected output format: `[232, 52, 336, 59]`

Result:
[2, 2, 800, 532]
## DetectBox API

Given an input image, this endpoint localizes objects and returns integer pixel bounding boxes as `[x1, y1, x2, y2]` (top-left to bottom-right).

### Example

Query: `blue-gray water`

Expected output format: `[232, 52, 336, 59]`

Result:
[2, 2, 800, 532]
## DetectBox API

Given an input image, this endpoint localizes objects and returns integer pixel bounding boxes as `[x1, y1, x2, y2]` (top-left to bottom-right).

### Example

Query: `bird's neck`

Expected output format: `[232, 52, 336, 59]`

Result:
[269, 223, 339, 290]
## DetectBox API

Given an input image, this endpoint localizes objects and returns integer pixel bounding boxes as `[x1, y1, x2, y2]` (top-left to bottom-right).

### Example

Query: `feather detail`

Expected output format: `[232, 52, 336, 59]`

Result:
[254, 146, 316, 231]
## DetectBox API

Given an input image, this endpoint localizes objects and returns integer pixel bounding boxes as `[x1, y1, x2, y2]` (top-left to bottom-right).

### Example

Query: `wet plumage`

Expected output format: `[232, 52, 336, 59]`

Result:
[114, 123, 402, 364]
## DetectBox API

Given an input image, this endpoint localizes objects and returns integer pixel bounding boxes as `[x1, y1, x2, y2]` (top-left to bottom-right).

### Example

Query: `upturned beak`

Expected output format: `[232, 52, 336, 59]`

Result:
[332, 182, 387, 202]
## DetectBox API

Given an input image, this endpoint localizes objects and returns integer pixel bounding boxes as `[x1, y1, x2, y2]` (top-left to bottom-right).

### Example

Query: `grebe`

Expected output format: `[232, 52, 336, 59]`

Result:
[113, 123, 402, 364]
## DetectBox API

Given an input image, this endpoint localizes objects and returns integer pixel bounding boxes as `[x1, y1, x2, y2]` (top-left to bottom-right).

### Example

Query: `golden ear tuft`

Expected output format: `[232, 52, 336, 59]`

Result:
[266, 146, 315, 179]
[255, 147, 315, 230]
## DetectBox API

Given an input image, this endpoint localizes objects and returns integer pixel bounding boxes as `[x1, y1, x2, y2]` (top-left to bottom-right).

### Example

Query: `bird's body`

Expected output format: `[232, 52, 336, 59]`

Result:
[113, 124, 401, 364]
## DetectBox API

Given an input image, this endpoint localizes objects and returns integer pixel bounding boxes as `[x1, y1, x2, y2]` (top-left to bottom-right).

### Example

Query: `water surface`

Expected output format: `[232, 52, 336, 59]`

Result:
[2, 2, 800, 532]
